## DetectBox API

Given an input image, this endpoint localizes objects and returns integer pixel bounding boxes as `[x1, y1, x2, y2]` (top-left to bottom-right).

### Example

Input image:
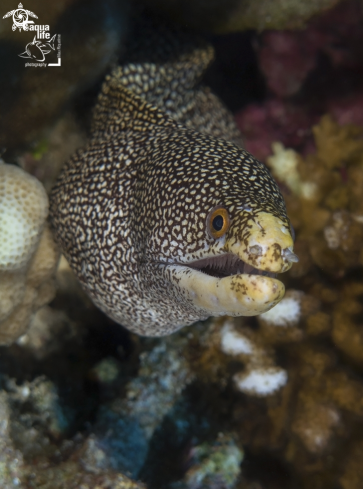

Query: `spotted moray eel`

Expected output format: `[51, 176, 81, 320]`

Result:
[49, 21, 298, 336]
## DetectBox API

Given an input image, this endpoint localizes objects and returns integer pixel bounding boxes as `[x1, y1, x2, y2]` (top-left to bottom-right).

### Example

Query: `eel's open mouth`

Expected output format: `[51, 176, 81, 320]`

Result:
[186, 253, 277, 279]
[164, 251, 287, 317]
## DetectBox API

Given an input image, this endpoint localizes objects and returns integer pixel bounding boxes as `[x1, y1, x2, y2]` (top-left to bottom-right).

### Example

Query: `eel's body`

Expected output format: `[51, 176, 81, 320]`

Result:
[49, 22, 297, 336]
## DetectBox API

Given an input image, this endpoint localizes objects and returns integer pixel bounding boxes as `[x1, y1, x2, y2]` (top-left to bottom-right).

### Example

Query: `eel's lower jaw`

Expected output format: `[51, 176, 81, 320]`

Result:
[165, 253, 285, 317]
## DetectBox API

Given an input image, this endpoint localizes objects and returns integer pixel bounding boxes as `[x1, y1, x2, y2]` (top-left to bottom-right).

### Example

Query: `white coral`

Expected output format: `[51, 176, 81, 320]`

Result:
[259, 294, 302, 327]
[234, 367, 287, 396]
[220, 321, 254, 356]
[0, 161, 48, 270]
[267, 142, 317, 199]
[0, 161, 59, 345]
[218, 320, 287, 397]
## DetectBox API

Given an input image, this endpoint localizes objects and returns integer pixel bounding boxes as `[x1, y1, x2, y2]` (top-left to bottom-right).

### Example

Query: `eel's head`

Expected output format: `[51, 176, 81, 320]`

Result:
[139, 130, 298, 318]
[165, 208, 297, 317]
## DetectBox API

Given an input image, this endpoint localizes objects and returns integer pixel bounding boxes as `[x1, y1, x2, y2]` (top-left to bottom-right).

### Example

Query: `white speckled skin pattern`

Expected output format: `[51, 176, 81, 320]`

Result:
[50, 21, 296, 336]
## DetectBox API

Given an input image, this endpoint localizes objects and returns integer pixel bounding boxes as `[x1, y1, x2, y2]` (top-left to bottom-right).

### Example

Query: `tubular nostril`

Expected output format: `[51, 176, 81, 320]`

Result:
[283, 248, 299, 263]
[249, 245, 263, 256]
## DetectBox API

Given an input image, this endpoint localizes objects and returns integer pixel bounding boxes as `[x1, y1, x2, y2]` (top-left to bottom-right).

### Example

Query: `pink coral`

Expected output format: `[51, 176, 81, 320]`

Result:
[258, 30, 321, 98]
[235, 100, 315, 161]
[235, 0, 363, 161]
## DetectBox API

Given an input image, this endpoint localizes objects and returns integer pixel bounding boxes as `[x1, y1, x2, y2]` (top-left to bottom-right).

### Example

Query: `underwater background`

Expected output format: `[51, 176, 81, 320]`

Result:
[1, 0, 363, 487]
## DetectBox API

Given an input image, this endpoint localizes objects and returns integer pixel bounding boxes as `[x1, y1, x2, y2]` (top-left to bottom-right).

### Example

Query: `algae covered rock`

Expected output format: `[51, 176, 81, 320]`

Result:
[173, 433, 243, 489]
[0, 379, 146, 489]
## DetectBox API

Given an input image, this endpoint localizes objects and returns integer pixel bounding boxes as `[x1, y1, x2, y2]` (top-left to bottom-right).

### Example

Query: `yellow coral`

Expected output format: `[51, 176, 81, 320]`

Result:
[268, 116, 363, 274]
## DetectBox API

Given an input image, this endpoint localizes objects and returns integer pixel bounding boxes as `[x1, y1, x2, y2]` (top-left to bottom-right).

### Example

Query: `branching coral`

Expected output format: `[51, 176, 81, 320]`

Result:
[219, 320, 288, 396]
[203, 290, 319, 397]
[239, 114, 363, 485]
[176, 114, 363, 487]
[0, 161, 59, 345]
[267, 115, 363, 278]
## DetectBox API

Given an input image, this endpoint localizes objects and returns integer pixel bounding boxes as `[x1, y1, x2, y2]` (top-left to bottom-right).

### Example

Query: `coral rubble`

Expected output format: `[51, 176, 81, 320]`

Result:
[0, 383, 146, 489]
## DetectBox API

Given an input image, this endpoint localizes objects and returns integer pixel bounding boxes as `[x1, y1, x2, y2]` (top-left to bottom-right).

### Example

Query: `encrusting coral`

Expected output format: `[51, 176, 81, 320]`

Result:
[0, 161, 59, 345]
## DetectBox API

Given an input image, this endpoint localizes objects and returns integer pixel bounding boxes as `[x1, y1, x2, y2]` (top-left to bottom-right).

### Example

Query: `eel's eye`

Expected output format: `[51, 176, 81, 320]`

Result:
[207, 206, 230, 239]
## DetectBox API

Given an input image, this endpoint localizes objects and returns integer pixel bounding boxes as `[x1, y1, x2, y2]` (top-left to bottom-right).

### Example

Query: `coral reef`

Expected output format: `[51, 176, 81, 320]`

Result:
[219, 319, 288, 396]
[229, 115, 363, 488]
[236, 0, 363, 161]
[94, 335, 195, 478]
[0, 161, 59, 345]
[1, 110, 363, 486]
[0, 383, 146, 489]
[1, 2, 363, 488]
[197, 49, 363, 486]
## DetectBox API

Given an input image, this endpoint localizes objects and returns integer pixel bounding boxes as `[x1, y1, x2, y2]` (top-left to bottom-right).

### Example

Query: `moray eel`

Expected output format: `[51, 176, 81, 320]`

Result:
[49, 22, 298, 336]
